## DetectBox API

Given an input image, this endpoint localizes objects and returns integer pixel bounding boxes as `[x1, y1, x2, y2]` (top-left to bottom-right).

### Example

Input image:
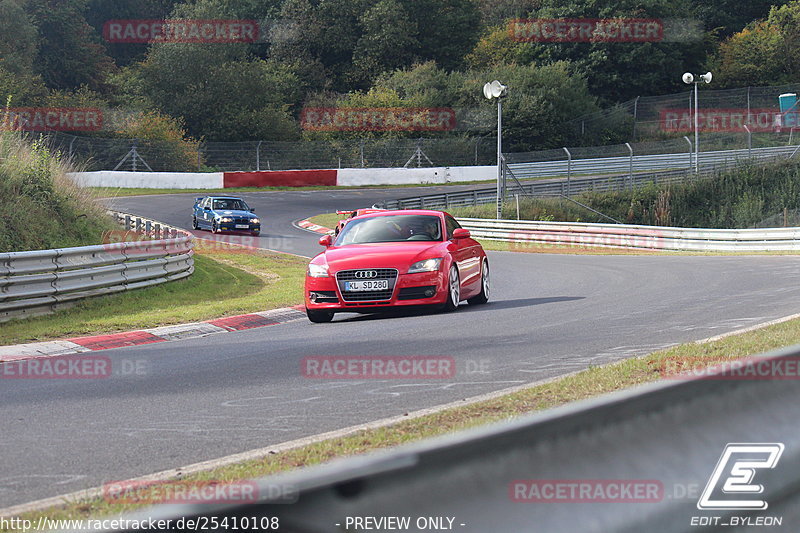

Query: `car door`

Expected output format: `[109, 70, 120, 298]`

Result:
[445, 215, 481, 292]
[200, 198, 212, 228]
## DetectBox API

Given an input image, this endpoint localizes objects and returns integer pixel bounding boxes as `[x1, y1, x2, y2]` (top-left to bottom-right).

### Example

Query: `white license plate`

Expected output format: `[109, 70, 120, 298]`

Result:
[235, 224, 250, 229]
[345, 280, 389, 291]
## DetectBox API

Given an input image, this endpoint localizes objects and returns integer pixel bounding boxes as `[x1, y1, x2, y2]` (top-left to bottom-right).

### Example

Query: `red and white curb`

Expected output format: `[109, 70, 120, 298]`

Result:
[0, 306, 306, 362]
[295, 218, 334, 235]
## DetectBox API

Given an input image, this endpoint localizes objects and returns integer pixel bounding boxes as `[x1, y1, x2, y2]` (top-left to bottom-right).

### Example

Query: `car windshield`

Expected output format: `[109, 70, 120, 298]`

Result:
[212, 199, 248, 211]
[336, 214, 442, 244]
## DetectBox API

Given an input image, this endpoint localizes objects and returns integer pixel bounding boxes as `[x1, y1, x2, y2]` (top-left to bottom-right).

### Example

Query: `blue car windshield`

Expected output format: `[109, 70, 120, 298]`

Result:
[212, 199, 249, 211]
[336, 214, 442, 244]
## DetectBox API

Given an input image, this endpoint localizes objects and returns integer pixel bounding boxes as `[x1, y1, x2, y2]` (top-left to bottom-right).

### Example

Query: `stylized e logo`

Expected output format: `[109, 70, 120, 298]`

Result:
[698, 443, 784, 510]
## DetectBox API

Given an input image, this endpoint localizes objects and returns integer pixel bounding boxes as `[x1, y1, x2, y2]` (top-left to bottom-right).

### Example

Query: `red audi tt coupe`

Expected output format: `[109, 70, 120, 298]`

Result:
[304, 209, 489, 323]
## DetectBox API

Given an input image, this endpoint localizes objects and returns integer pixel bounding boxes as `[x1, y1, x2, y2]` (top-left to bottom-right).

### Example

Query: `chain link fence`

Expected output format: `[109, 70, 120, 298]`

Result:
[565, 83, 800, 144]
[38, 132, 499, 172]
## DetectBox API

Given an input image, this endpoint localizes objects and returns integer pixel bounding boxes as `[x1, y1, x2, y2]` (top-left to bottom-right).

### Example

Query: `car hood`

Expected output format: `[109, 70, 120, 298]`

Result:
[211, 209, 255, 218]
[320, 242, 445, 271]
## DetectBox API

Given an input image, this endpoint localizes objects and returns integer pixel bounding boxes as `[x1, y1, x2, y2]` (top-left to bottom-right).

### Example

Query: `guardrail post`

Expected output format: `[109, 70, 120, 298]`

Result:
[154, 223, 161, 239]
[563, 147, 572, 197]
[124, 215, 131, 230]
[145, 220, 152, 237]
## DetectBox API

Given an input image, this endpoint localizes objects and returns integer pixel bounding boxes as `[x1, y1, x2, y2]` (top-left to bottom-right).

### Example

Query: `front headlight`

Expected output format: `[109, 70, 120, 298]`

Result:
[408, 258, 443, 273]
[307, 263, 330, 278]
[219, 217, 233, 223]
[251, 218, 260, 224]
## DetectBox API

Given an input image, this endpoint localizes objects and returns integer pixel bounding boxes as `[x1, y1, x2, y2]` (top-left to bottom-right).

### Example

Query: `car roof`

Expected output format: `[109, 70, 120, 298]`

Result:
[207, 196, 245, 200]
[350, 209, 451, 220]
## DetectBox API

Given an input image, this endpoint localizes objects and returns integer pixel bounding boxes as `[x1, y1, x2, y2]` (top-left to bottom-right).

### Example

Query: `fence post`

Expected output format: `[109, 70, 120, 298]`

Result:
[625, 142, 633, 190]
[683, 136, 693, 173]
[256, 140, 262, 171]
[563, 147, 572, 197]
[744, 125, 752, 159]
[124, 215, 131, 230]
[632, 96, 640, 140]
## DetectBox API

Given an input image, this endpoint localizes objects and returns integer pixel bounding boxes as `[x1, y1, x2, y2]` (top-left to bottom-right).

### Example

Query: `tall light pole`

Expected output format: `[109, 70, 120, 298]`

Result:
[682, 71, 712, 174]
[483, 80, 508, 219]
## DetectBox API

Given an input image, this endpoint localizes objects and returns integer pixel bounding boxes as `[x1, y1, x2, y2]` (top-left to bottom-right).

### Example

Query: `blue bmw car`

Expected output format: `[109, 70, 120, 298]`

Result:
[192, 196, 261, 236]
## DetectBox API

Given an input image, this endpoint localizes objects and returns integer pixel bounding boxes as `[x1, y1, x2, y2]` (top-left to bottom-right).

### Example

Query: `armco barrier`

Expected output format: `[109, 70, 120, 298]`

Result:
[457, 217, 800, 252]
[0, 213, 193, 322]
[104, 343, 800, 533]
[222, 169, 337, 187]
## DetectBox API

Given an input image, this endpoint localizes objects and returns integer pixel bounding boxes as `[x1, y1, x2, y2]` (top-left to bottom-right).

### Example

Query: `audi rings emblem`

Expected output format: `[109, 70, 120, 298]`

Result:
[354, 270, 378, 278]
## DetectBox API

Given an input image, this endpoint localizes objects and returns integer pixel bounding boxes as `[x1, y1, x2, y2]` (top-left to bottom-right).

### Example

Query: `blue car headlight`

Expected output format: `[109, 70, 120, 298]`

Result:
[219, 217, 233, 223]
[251, 218, 260, 224]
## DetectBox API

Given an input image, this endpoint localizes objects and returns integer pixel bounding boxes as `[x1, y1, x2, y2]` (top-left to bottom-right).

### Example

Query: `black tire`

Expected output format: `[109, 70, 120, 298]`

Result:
[192, 216, 198, 230]
[442, 264, 460, 312]
[468, 259, 489, 305]
[306, 308, 334, 323]
[211, 220, 218, 234]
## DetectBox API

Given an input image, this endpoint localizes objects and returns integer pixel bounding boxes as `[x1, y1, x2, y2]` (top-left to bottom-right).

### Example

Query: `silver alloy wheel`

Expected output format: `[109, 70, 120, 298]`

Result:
[449, 265, 460, 306]
[482, 260, 489, 299]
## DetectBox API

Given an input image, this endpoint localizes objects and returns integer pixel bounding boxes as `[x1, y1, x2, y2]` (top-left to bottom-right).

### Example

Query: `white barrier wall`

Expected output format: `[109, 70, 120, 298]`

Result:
[69, 166, 495, 188]
[336, 166, 494, 186]
[68, 171, 224, 189]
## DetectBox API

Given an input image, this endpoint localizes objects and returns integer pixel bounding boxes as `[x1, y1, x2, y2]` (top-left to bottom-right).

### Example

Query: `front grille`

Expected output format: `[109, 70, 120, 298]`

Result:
[336, 268, 398, 302]
[398, 286, 437, 300]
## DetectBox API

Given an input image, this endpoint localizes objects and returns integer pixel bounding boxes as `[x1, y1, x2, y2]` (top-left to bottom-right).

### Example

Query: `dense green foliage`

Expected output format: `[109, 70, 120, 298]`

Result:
[0, 132, 117, 251]
[454, 160, 800, 228]
[0, 0, 793, 148]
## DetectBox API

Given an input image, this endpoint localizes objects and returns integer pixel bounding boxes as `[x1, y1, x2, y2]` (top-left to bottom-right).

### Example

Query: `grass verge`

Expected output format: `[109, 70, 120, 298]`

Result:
[306, 213, 340, 231]
[7, 310, 800, 525]
[0, 245, 307, 345]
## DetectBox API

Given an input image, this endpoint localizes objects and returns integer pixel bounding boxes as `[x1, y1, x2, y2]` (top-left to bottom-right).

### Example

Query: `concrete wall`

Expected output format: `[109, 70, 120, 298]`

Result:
[69, 171, 223, 189]
[336, 166, 493, 186]
[69, 165, 495, 188]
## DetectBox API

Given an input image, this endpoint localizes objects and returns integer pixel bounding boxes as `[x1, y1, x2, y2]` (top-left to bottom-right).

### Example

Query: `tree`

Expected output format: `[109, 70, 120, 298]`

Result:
[506, 0, 707, 103]
[714, 1, 800, 88]
[459, 61, 599, 151]
[23, 0, 116, 92]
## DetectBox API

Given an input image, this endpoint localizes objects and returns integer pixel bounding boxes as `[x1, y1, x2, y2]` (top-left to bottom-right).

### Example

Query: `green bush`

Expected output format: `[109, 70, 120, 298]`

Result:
[0, 131, 117, 251]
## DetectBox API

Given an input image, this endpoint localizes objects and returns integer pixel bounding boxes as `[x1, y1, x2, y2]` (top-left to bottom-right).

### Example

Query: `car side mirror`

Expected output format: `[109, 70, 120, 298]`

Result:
[250, 208, 256, 213]
[452, 228, 470, 240]
[204, 206, 211, 211]
[319, 235, 333, 247]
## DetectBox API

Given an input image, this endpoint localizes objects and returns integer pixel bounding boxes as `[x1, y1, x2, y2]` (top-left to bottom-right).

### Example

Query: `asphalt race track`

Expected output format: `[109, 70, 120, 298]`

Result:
[3, 188, 800, 508]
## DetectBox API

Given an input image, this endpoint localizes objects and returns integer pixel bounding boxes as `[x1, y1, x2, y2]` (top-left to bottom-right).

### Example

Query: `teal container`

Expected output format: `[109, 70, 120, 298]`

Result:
[779, 93, 797, 127]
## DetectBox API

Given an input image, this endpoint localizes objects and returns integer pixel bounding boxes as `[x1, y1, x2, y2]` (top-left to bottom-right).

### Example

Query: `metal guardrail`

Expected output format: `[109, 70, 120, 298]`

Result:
[0, 212, 193, 323]
[457, 218, 800, 252]
[103, 343, 800, 533]
[380, 145, 798, 210]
